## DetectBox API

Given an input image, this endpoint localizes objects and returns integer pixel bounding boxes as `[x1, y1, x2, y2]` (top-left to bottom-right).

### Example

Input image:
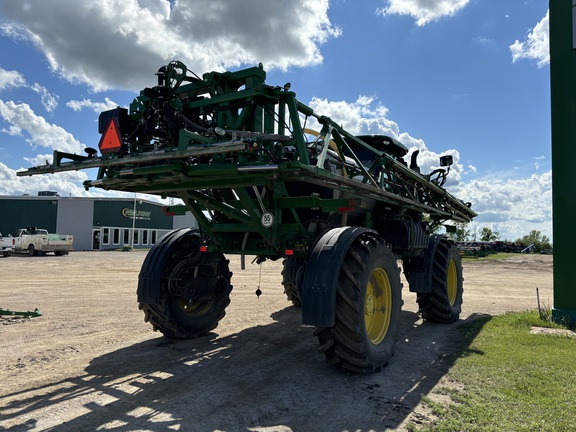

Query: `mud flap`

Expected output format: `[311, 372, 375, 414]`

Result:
[301, 226, 376, 327]
[403, 234, 445, 293]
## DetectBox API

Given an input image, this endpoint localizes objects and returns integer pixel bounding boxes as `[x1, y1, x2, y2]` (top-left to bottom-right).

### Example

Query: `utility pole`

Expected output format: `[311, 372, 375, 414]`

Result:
[550, 0, 576, 325]
[131, 193, 137, 251]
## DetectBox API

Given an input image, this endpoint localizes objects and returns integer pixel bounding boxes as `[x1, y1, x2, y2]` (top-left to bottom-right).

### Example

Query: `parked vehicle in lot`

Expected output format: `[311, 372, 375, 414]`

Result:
[11, 227, 73, 256]
[0, 232, 14, 256]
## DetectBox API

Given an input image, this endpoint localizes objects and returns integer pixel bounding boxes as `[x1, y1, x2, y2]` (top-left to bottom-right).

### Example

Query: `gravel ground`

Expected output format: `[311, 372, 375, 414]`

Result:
[0, 251, 553, 431]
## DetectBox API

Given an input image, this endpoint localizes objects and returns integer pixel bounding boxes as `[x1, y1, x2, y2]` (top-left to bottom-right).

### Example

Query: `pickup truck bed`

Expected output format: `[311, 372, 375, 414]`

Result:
[11, 228, 73, 256]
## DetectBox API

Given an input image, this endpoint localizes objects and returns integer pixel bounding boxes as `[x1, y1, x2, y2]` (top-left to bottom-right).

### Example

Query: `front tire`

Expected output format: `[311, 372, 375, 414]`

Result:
[139, 229, 233, 338]
[417, 239, 463, 323]
[315, 234, 402, 373]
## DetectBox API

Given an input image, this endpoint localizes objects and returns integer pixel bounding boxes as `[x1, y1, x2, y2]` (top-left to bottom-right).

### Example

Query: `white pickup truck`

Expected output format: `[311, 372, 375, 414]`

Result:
[0, 232, 14, 256]
[12, 227, 73, 256]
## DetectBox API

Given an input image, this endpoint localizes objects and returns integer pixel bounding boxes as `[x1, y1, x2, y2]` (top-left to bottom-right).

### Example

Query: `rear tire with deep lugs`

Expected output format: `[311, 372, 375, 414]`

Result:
[314, 233, 402, 373]
[417, 239, 463, 323]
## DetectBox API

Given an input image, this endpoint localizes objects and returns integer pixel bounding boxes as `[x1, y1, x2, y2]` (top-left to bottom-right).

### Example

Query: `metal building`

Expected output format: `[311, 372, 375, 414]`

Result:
[0, 194, 197, 251]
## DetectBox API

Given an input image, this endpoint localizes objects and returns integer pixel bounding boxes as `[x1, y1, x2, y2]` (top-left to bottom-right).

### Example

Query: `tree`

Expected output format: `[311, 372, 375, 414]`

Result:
[445, 222, 470, 242]
[515, 230, 552, 253]
[480, 227, 500, 242]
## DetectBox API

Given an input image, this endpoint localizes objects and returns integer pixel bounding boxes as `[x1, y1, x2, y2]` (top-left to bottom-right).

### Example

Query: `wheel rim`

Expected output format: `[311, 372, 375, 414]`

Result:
[170, 259, 216, 317]
[447, 259, 457, 306]
[178, 298, 213, 316]
[364, 268, 392, 345]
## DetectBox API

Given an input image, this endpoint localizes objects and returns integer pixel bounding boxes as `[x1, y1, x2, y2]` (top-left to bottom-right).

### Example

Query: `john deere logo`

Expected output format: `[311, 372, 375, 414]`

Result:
[122, 208, 152, 220]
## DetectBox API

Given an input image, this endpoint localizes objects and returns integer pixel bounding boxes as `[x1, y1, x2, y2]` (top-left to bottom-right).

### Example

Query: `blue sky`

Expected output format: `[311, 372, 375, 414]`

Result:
[0, 0, 551, 241]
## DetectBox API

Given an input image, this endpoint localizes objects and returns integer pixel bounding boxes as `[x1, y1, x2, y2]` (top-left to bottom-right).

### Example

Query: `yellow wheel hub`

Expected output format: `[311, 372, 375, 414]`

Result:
[447, 259, 457, 306]
[178, 298, 213, 316]
[364, 268, 392, 345]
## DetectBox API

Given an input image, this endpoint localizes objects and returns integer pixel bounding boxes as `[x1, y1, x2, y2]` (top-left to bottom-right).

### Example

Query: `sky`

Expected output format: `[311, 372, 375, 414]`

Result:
[0, 0, 551, 242]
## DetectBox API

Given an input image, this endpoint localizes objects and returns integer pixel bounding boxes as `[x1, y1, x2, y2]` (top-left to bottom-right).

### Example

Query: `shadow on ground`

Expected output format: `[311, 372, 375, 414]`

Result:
[0, 308, 490, 432]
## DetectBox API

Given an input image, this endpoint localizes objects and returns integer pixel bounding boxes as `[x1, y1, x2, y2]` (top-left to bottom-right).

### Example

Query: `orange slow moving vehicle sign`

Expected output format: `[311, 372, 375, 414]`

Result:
[98, 118, 122, 154]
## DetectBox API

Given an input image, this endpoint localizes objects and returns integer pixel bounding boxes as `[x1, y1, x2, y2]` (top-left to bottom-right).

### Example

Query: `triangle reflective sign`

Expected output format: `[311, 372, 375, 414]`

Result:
[98, 118, 122, 154]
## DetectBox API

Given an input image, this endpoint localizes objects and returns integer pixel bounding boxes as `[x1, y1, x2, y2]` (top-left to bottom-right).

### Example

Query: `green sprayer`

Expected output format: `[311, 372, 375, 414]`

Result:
[19, 61, 476, 373]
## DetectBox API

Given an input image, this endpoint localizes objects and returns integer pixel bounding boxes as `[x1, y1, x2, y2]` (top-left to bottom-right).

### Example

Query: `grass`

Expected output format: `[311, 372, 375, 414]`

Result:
[411, 311, 576, 431]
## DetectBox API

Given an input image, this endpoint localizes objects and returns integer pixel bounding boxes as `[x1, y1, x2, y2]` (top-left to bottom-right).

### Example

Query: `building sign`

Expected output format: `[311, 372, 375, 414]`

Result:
[121, 207, 152, 220]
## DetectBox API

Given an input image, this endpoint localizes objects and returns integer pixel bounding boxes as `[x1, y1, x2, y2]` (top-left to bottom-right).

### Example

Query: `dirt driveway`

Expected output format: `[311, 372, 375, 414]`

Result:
[0, 251, 553, 431]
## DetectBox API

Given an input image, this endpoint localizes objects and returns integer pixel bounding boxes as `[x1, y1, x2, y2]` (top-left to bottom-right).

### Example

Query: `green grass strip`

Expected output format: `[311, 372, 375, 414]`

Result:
[414, 311, 576, 431]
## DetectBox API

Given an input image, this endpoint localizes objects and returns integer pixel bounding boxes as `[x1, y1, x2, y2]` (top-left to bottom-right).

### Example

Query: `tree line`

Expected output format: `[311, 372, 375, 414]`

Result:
[445, 223, 552, 253]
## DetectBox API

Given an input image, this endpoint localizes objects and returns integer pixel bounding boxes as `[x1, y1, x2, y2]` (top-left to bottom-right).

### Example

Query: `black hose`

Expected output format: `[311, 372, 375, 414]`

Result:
[177, 113, 209, 133]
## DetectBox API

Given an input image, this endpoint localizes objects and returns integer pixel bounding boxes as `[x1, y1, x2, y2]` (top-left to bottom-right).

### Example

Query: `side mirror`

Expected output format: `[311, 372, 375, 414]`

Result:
[440, 155, 453, 167]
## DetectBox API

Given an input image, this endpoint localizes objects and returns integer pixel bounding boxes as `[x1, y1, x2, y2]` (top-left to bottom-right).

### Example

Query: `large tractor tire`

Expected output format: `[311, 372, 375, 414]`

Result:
[417, 239, 463, 323]
[315, 234, 402, 374]
[139, 229, 232, 338]
[281, 256, 304, 306]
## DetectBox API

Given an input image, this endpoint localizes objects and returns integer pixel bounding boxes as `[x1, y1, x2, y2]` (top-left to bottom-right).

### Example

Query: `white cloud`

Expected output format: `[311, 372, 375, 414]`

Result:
[67, 97, 120, 113]
[23, 153, 55, 167]
[0, 160, 166, 202]
[30, 83, 59, 112]
[305, 95, 464, 184]
[0, 160, 173, 205]
[0, 160, 93, 197]
[0, 67, 26, 90]
[137, 0, 171, 17]
[0, 68, 60, 112]
[0, 0, 340, 92]
[472, 36, 496, 48]
[452, 171, 552, 241]
[0, 100, 84, 154]
[510, 10, 549, 67]
[378, 0, 470, 26]
[2, 123, 22, 136]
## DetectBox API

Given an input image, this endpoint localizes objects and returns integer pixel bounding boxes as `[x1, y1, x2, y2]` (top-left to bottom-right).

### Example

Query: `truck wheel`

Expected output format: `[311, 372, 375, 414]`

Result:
[281, 257, 304, 306]
[417, 240, 463, 323]
[139, 230, 232, 338]
[315, 234, 402, 373]
[28, 244, 37, 256]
